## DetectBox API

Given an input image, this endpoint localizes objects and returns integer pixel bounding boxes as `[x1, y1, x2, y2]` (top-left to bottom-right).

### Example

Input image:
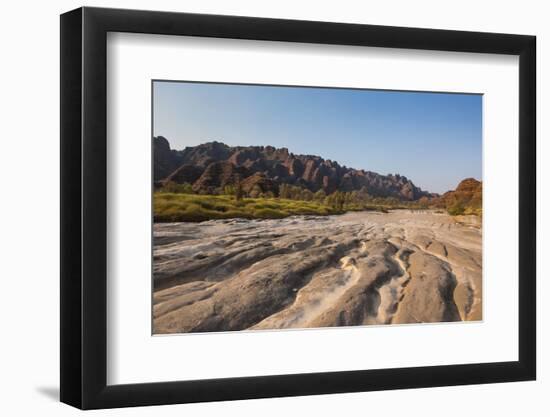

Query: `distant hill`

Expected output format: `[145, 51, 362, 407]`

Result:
[433, 178, 482, 215]
[153, 136, 437, 201]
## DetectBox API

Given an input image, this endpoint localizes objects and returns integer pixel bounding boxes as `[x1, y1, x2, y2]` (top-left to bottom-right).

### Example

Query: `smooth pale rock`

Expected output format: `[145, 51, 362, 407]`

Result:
[153, 210, 482, 334]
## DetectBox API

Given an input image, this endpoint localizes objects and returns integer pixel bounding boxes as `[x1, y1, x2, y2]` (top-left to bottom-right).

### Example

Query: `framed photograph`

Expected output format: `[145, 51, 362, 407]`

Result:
[60, 6, 536, 409]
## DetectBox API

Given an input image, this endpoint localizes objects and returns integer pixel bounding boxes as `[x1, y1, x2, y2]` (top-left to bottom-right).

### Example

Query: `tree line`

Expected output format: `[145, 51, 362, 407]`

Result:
[159, 180, 431, 210]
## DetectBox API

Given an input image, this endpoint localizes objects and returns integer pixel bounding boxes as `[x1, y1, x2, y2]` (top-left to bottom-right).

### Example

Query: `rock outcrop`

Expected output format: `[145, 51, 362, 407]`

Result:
[153, 210, 482, 333]
[154, 137, 435, 200]
[434, 178, 482, 213]
[163, 164, 204, 185]
[191, 161, 249, 193]
[240, 172, 278, 196]
[153, 136, 183, 181]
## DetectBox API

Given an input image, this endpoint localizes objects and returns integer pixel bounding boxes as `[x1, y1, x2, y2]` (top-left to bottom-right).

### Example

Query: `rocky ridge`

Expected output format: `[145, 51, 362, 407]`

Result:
[154, 136, 436, 201]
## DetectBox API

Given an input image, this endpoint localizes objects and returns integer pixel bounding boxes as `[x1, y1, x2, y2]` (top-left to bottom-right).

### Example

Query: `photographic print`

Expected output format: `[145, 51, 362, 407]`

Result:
[152, 81, 482, 335]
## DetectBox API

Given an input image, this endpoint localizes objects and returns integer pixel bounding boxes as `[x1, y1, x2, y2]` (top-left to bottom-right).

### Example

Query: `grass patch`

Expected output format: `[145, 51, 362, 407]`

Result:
[154, 193, 349, 222]
[154, 193, 432, 222]
[252, 208, 288, 219]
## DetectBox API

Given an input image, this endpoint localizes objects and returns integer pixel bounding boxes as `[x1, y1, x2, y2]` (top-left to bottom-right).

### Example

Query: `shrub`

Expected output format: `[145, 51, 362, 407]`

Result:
[252, 208, 288, 219]
[447, 201, 466, 216]
[153, 190, 396, 222]
[160, 181, 194, 194]
[223, 185, 236, 195]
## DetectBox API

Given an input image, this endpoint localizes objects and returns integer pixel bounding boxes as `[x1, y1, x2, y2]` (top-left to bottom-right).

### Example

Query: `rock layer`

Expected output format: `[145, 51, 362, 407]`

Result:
[153, 210, 482, 334]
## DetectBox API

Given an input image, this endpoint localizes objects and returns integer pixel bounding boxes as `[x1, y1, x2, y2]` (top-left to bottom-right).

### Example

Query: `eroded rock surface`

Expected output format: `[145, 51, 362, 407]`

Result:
[153, 211, 482, 334]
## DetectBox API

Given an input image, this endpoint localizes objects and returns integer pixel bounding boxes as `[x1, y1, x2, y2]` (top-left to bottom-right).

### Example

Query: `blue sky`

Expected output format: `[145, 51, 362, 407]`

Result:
[153, 81, 482, 194]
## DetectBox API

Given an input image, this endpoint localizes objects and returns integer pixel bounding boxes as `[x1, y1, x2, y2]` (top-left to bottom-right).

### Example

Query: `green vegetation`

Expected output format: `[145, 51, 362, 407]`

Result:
[444, 195, 482, 217]
[453, 206, 482, 217]
[447, 200, 466, 216]
[160, 181, 194, 194]
[154, 193, 345, 222]
[154, 181, 433, 222]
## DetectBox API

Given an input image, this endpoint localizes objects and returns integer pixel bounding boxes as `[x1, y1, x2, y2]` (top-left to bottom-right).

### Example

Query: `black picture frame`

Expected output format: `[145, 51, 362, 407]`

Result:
[60, 6, 536, 410]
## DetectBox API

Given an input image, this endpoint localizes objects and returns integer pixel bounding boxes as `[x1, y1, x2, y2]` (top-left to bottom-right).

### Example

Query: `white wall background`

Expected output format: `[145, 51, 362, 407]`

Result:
[0, 0, 546, 415]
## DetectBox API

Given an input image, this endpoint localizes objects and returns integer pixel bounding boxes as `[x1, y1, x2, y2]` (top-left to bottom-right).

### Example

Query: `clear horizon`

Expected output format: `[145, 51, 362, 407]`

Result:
[153, 81, 482, 194]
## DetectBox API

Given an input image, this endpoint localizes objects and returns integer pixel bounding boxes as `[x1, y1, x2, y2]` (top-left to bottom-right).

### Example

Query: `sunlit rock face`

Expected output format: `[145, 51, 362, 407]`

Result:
[154, 137, 436, 200]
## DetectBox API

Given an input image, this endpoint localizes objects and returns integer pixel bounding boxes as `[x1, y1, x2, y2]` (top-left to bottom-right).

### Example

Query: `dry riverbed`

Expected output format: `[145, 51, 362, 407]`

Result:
[153, 210, 482, 334]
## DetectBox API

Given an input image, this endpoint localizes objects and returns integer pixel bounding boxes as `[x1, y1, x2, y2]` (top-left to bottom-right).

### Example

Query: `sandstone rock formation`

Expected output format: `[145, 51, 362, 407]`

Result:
[191, 161, 248, 193]
[153, 210, 482, 333]
[154, 137, 435, 200]
[163, 164, 203, 185]
[442, 178, 482, 206]
[433, 178, 482, 214]
[153, 136, 183, 181]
